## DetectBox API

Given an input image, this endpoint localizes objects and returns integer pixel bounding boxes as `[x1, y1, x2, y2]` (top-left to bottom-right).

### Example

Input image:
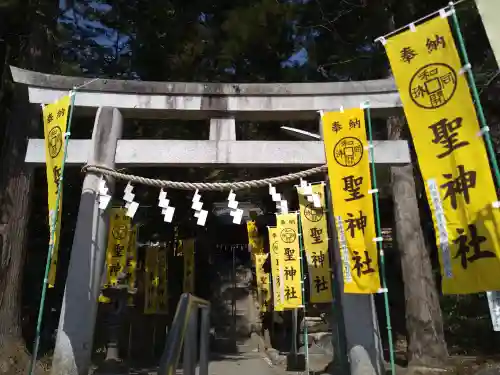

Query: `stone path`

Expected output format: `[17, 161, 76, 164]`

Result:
[129, 352, 283, 375]
[208, 353, 285, 375]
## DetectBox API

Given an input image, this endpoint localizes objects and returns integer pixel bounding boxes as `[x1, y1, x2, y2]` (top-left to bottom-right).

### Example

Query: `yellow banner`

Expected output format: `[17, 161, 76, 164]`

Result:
[105, 208, 131, 287]
[298, 183, 333, 303]
[322, 107, 381, 294]
[144, 247, 158, 314]
[98, 294, 110, 304]
[43, 95, 71, 288]
[255, 253, 271, 312]
[276, 213, 303, 308]
[268, 227, 284, 311]
[247, 220, 264, 256]
[126, 225, 138, 306]
[183, 239, 196, 293]
[384, 16, 500, 294]
[157, 247, 168, 314]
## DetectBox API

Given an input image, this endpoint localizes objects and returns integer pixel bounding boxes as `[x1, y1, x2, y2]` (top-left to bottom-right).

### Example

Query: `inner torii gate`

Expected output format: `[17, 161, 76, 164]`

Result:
[10, 66, 410, 375]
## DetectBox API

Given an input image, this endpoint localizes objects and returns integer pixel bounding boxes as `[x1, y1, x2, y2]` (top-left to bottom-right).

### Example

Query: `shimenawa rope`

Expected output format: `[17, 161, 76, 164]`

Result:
[82, 164, 328, 191]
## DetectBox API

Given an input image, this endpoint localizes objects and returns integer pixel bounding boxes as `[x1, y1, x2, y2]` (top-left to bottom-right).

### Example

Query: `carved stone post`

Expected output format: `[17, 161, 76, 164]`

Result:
[52, 107, 123, 375]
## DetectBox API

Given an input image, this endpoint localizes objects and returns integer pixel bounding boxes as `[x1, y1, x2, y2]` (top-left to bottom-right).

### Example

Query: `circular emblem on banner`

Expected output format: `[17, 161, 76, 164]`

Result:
[112, 224, 127, 240]
[304, 203, 323, 222]
[272, 241, 279, 254]
[280, 228, 297, 244]
[334, 137, 363, 167]
[48, 126, 63, 159]
[409, 63, 457, 109]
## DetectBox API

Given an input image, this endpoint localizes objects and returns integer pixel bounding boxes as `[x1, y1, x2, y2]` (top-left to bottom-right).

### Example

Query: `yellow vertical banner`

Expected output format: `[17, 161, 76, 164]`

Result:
[384, 16, 500, 294]
[144, 247, 158, 314]
[183, 239, 196, 293]
[43, 95, 71, 288]
[322, 107, 381, 294]
[297, 183, 333, 303]
[247, 220, 265, 256]
[276, 213, 303, 308]
[254, 253, 271, 312]
[126, 225, 138, 306]
[156, 247, 168, 314]
[106, 208, 131, 287]
[268, 227, 284, 311]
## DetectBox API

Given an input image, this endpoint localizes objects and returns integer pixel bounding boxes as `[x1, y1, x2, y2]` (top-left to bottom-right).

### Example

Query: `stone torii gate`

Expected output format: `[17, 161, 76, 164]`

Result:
[10, 66, 410, 375]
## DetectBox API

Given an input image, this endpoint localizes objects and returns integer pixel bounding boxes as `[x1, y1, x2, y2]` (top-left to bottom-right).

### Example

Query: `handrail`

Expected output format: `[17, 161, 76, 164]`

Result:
[159, 293, 211, 375]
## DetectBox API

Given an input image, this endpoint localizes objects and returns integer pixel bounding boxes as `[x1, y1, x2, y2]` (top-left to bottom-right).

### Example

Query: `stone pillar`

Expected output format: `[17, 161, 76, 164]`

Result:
[51, 107, 124, 375]
[326, 185, 384, 375]
[320, 121, 384, 375]
[209, 117, 236, 141]
[475, 0, 500, 68]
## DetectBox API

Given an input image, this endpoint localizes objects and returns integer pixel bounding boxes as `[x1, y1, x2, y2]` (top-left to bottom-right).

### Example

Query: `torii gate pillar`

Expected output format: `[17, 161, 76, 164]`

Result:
[51, 108, 123, 375]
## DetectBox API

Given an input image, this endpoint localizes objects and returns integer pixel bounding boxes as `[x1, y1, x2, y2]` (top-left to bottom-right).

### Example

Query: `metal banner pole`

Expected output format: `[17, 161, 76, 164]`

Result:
[365, 103, 395, 375]
[297, 213, 310, 373]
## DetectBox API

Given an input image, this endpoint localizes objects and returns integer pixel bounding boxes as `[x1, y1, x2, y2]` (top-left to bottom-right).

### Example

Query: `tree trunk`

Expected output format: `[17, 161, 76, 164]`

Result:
[0, 86, 36, 372]
[387, 116, 448, 367]
[0, 1, 59, 370]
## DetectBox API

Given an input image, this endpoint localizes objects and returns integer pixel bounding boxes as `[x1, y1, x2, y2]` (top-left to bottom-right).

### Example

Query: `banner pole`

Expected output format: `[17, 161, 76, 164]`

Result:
[29, 91, 77, 375]
[297, 213, 310, 373]
[449, 2, 500, 187]
[364, 102, 396, 375]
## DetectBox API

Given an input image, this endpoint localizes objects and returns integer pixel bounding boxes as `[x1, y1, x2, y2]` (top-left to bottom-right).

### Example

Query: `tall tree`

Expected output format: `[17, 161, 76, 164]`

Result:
[0, 0, 61, 370]
[387, 116, 448, 367]
[383, 0, 449, 366]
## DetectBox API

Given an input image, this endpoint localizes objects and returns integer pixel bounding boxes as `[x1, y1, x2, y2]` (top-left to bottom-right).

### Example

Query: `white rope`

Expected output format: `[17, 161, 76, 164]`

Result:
[374, 0, 469, 42]
[83, 164, 328, 191]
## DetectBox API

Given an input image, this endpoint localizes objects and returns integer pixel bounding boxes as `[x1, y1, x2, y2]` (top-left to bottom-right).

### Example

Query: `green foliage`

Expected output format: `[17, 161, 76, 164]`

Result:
[56, 0, 499, 87]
